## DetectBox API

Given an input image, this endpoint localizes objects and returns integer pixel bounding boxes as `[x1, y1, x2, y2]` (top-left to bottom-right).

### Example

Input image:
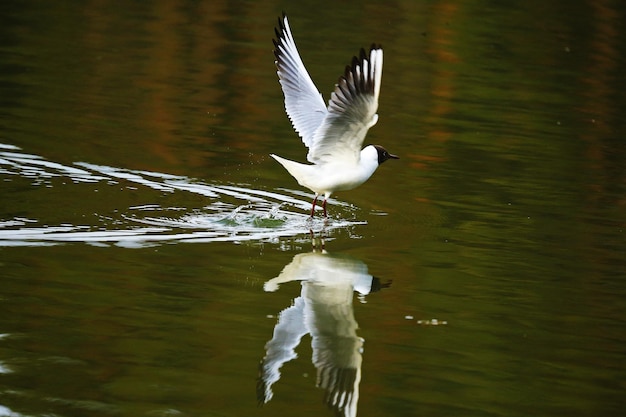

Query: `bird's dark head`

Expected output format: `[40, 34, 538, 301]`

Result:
[371, 144, 399, 164]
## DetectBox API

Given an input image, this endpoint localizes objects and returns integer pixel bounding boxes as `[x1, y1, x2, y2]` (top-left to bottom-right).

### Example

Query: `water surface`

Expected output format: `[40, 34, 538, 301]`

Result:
[1, 1, 625, 416]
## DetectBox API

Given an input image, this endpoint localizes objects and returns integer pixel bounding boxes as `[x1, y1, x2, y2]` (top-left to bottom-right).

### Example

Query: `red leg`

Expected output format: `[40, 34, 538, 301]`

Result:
[322, 198, 327, 218]
[310, 195, 318, 217]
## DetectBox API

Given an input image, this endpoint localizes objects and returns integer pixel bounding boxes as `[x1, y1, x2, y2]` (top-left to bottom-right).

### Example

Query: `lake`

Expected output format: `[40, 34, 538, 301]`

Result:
[1, 1, 625, 416]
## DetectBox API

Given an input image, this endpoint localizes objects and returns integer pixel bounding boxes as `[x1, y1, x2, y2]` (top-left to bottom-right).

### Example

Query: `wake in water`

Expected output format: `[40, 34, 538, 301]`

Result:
[0, 143, 367, 247]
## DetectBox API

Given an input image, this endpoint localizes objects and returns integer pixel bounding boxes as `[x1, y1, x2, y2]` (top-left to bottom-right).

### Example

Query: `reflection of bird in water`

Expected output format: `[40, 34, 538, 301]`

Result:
[258, 250, 390, 417]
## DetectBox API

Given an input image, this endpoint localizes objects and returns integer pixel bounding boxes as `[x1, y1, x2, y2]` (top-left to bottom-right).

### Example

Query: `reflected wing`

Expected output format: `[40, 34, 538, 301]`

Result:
[273, 14, 328, 150]
[257, 297, 307, 404]
[306, 283, 363, 417]
[308, 46, 383, 164]
[319, 367, 360, 417]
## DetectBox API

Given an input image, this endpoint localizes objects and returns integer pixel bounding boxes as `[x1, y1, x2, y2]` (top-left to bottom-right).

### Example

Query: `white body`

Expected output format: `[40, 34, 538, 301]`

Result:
[271, 145, 379, 197]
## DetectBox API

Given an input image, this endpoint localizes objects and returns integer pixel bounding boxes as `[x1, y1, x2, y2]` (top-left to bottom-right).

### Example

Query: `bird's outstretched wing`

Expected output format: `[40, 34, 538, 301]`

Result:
[308, 45, 383, 164]
[273, 14, 383, 166]
[273, 14, 328, 150]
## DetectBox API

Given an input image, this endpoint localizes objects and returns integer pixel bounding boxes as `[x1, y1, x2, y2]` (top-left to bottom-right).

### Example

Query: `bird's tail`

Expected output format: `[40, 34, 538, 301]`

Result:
[270, 154, 312, 189]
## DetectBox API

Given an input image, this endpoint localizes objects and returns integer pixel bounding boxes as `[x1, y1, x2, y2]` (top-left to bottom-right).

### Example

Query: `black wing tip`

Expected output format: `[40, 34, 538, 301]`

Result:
[273, 13, 289, 63]
[352, 43, 382, 68]
[277, 12, 286, 30]
[274, 16, 286, 40]
[360, 47, 367, 61]
[337, 43, 382, 93]
[275, 12, 289, 37]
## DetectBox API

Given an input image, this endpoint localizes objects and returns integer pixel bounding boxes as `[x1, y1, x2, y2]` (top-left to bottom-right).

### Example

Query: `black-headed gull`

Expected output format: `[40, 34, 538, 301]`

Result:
[270, 14, 398, 218]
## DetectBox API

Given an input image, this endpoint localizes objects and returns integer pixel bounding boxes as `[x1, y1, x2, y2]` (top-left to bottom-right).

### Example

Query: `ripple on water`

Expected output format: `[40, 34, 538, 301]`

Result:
[0, 143, 367, 247]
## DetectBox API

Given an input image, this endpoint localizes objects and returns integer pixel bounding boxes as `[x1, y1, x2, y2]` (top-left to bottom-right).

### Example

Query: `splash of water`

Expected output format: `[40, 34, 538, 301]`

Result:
[0, 143, 367, 247]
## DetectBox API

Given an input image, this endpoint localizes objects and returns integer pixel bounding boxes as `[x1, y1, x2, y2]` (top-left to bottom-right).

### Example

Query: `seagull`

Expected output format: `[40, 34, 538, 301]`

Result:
[270, 14, 398, 218]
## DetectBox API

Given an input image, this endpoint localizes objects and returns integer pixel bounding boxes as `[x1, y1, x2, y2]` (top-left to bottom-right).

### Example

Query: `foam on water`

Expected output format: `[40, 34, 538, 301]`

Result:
[0, 143, 367, 247]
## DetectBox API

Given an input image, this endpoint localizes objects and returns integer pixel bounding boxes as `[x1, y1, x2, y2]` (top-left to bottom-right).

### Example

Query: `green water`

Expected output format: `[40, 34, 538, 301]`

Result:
[1, 1, 625, 416]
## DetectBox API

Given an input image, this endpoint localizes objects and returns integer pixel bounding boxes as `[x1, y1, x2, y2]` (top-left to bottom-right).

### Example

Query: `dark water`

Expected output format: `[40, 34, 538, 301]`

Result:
[1, 1, 625, 416]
